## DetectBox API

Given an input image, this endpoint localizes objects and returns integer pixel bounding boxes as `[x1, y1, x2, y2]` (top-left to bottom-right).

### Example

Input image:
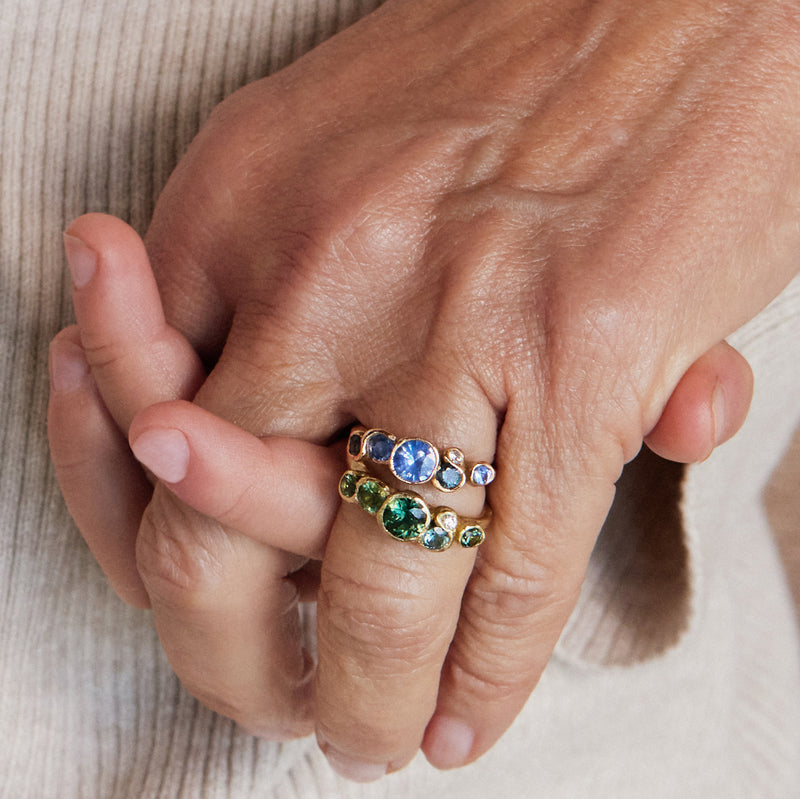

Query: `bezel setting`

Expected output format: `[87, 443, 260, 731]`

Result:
[340, 469, 490, 552]
[347, 427, 495, 491]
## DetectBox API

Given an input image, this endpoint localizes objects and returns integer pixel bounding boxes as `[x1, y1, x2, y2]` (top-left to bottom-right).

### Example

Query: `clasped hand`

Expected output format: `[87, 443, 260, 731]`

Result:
[48, 0, 799, 782]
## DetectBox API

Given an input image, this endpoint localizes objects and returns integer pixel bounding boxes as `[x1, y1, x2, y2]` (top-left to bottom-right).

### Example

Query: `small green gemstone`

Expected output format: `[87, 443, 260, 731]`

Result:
[378, 494, 430, 541]
[356, 478, 389, 515]
[419, 526, 453, 551]
[459, 525, 485, 548]
[339, 471, 359, 499]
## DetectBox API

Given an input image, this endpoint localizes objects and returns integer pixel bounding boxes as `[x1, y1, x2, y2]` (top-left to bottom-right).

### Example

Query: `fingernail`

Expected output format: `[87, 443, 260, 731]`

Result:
[425, 716, 474, 770]
[711, 381, 726, 446]
[130, 429, 190, 483]
[49, 339, 89, 393]
[323, 748, 388, 783]
[63, 233, 97, 288]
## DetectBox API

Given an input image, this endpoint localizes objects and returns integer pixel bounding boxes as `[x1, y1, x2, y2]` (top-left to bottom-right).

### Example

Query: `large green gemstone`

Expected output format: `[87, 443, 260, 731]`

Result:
[378, 494, 430, 541]
[339, 471, 359, 499]
[356, 478, 389, 515]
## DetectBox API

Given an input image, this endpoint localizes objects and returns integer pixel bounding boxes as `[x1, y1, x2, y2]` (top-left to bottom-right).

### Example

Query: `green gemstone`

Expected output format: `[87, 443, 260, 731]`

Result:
[379, 494, 430, 541]
[459, 525, 485, 548]
[339, 471, 359, 499]
[356, 478, 389, 515]
[419, 526, 453, 551]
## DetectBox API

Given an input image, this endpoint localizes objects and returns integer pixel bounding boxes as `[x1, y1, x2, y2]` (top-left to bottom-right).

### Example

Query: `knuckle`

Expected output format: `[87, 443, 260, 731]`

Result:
[443, 548, 582, 706]
[50, 439, 97, 476]
[464, 544, 582, 648]
[135, 491, 229, 610]
[318, 562, 448, 669]
[80, 336, 132, 372]
[445, 650, 539, 708]
[472, 543, 567, 621]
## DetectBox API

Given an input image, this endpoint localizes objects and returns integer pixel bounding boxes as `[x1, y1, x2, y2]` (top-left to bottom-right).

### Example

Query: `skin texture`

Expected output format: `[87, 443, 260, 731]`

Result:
[49, 0, 799, 781]
[49, 219, 753, 756]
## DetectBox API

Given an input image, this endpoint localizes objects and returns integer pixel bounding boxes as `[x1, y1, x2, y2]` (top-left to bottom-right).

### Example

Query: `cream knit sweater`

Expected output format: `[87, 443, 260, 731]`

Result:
[1, 1, 798, 796]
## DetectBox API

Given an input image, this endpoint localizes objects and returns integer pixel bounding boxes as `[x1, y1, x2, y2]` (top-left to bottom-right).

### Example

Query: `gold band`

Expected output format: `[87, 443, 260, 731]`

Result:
[338, 468, 490, 551]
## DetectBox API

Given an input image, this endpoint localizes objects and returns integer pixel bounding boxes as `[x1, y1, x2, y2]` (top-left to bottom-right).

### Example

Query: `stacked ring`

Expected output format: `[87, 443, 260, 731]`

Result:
[347, 427, 495, 493]
[339, 468, 490, 552]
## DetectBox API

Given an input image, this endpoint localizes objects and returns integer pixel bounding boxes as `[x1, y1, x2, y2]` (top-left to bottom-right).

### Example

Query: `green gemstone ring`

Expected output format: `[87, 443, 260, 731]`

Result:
[339, 469, 489, 551]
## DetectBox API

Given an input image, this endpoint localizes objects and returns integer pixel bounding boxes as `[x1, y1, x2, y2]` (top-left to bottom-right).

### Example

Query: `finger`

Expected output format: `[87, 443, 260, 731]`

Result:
[644, 340, 754, 462]
[423, 341, 748, 768]
[312, 372, 498, 781]
[136, 484, 316, 738]
[128, 400, 340, 560]
[191, 295, 353, 442]
[47, 327, 151, 608]
[422, 392, 617, 770]
[65, 213, 205, 431]
[65, 215, 317, 737]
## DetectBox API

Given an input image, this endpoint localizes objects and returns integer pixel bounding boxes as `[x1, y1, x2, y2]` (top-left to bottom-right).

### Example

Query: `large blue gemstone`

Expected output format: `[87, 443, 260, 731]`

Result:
[391, 439, 437, 484]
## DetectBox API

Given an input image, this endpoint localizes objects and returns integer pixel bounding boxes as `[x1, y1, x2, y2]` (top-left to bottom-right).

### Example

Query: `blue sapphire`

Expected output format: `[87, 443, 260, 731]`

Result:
[470, 463, 495, 486]
[391, 439, 438, 484]
[366, 432, 394, 463]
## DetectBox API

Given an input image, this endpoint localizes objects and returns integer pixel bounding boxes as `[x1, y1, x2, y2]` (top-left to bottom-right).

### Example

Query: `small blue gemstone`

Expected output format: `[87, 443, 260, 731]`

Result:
[420, 526, 453, 551]
[471, 464, 494, 486]
[366, 432, 393, 463]
[391, 439, 437, 484]
[436, 465, 463, 491]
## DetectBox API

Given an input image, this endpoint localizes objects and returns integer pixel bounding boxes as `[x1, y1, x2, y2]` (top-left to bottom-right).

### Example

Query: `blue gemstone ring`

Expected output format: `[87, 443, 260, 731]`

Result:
[339, 468, 490, 551]
[346, 427, 496, 492]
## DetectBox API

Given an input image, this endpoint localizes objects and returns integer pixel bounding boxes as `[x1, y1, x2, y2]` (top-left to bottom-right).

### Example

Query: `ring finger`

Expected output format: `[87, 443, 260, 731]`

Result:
[313, 368, 498, 780]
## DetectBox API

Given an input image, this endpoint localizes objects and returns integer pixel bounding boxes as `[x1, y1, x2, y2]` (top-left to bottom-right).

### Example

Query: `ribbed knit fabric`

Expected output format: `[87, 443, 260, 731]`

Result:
[0, 1, 798, 796]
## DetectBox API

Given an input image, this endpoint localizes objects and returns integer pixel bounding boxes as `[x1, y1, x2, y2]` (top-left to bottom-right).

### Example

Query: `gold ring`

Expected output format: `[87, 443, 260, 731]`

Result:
[339, 469, 490, 551]
[347, 427, 495, 492]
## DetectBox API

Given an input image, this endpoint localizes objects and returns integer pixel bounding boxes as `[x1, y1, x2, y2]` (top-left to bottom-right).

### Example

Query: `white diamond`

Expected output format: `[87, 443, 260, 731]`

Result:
[436, 510, 458, 532]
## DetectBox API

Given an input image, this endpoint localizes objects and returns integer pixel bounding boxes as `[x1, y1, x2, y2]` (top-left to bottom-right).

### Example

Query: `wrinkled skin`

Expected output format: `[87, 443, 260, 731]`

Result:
[48, 0, 799, 781]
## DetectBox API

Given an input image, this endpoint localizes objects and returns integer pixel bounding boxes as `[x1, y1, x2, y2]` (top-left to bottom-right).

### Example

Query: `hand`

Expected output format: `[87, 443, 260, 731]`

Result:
[48, 217, 753, 774]
[51, 0, 800, 779]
